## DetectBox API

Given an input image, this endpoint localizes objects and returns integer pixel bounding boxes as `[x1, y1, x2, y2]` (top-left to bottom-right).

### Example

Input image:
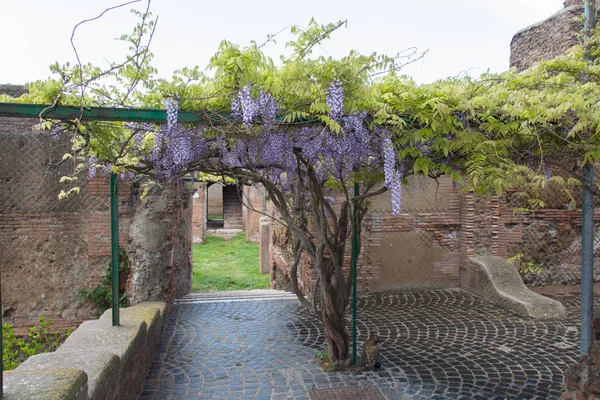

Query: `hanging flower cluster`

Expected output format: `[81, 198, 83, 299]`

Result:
[379, 129, 404, 214]
[326, 79, 344, 121]
[102, 82, 405, 214]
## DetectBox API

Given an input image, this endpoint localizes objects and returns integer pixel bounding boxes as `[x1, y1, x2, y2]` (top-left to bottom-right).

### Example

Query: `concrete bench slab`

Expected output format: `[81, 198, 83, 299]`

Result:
[56, 316, 148, 386]
[100, 301, 166, 340]
[4, 368, 88, 400]
[467, 256, 566, 320]
[18, 351, 119, 400]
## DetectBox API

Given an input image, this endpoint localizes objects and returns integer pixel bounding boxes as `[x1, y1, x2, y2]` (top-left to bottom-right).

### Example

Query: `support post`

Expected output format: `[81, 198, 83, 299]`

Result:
[110, 173, 120, 327]
[581, 163, 594, 356]
[351, 182, 359, 365]
[581, 0, 596, 357]
[1, 266, 3, 399]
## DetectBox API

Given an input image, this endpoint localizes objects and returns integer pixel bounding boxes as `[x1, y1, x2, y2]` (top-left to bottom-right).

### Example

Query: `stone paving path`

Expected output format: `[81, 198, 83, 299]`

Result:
[140, 289, 589, 400]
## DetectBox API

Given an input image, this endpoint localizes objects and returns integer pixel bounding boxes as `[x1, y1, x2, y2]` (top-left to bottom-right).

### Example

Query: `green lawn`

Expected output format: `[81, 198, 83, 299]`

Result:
[192, 233, 269, 291]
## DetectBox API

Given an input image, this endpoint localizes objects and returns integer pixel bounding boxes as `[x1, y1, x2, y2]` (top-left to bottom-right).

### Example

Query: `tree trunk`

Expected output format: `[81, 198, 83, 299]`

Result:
[320, 287, 350, 362]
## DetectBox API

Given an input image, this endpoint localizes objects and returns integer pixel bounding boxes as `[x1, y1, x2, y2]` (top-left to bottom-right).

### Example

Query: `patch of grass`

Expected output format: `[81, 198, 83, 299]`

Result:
[207, 215, 223, 220]
[192, 233, 269, 291]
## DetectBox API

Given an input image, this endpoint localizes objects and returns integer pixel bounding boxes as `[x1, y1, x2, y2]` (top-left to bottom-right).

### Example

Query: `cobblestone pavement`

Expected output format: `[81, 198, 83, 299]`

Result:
[140, 289, 590, 400]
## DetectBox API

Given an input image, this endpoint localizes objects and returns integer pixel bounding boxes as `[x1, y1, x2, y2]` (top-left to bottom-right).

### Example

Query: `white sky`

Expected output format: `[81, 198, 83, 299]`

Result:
[0, 0, 566, 86]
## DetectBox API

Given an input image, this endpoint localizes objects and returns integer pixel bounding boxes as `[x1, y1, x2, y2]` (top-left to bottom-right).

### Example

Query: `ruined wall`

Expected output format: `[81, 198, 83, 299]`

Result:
[510, 5, 583, 71]
[458, 187, 600, 288]
[269, 176, 462, 296]
[192, 183, 206, 243]
[243, 184, 266, 243]
[361, 176, 462, 291]
[268, 173, 600, 295]
[127, 182, 194, 304]
[0, 117, 131, 329]
[0, 115, 193, 331]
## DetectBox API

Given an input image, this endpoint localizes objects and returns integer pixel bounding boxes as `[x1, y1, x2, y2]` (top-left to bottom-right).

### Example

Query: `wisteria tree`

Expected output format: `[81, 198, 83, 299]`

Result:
[6, 4, 600, 364]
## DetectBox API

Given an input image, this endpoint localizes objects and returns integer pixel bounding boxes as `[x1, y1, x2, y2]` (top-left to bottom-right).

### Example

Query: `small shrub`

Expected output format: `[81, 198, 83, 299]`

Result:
[80, 249, 129, 313]
[2, 317, 73, 370]
[508, 253, 543, 276]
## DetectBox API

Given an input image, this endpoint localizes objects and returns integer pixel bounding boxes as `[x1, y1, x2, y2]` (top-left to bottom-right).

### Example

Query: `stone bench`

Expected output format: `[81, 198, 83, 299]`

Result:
[467, 256, 566, 320]
[4, 301, 167, 400]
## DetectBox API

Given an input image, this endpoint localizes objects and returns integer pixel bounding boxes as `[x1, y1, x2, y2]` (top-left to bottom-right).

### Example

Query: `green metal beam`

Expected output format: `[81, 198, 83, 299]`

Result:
[0, 102, 220, 123]
[0, 102, 321, 125]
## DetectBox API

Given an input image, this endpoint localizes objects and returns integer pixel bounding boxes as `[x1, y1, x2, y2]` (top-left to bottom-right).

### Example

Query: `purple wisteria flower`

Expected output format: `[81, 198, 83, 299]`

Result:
[88, 156, 97, 178]
[258, 90, 277, 128]
[239, 83, 258, 128]
[50, 124, 61, 141]
[326, 79, 344, 121]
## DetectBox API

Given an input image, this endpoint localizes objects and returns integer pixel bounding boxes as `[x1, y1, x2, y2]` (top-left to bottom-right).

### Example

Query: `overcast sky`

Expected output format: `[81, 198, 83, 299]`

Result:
[0, 0, 566, 86]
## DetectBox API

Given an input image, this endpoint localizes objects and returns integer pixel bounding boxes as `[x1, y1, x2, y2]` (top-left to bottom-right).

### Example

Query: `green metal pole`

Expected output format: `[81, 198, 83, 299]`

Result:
[110, 173, 120, 327]
[581, 0, 596, 357]
[1, 268, 3, 399]
[351, 182, 359, 365]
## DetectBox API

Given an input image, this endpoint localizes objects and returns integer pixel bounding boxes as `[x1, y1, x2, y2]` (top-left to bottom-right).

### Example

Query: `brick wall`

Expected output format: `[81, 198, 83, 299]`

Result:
[269, 176, 462, 296]
[267, 175, 600, 296]
[0, 118, 119, 328]
[0, 116, 193, 331]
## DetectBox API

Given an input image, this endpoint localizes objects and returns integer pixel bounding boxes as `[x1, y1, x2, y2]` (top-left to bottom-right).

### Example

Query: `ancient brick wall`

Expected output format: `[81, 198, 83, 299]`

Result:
[0, 117, 127, 329]
[269, 176, 462, 296]
[361, 176, 462, 291]
[510, 5, 583, 72]
[268, 173, 600, 295]
[0, 116, 193, 331]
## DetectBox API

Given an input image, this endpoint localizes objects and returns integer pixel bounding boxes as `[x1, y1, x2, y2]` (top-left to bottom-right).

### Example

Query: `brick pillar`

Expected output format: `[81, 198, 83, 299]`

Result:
[192, 183, 206, 243]
[259, 216, 271, 274]
[244, 184, 266, 243]
[459, 192, 476, 289]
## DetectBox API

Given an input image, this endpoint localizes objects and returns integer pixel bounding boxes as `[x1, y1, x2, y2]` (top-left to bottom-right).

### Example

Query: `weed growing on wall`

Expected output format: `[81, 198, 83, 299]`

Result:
[2, 317, 73, 370]
[80, 249, 129, 314]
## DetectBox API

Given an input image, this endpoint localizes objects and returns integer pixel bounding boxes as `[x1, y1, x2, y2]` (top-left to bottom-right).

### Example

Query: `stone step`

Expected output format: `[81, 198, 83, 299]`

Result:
[175, 289, 297, 304]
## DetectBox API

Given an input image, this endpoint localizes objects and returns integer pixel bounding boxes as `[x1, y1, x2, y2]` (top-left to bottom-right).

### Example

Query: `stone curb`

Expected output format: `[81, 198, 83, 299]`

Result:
[4, 301, 168, 400]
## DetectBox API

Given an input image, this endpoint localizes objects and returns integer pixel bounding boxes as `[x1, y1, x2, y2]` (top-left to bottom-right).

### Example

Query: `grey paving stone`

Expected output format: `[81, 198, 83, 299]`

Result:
[140, 289, 592, 399]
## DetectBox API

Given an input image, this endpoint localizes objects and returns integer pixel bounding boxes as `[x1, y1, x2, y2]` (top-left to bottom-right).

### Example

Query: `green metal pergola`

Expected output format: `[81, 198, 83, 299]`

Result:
[0, 101, 363, 395]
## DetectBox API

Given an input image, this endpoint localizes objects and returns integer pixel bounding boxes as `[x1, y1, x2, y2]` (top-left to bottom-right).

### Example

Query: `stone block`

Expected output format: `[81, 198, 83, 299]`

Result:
[18, 352, 119, 400]
[4, 368, 88, 400]
[56, 317, 147, 375]
[100, 302, 166, 346]
[466, 256, 567, 320]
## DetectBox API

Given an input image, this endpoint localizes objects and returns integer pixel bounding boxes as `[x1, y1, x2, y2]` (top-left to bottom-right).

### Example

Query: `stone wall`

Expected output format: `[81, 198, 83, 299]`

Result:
[510, 5, 583, 71]
[4, 301, 168, 400]
[0, 115, 193, 332]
